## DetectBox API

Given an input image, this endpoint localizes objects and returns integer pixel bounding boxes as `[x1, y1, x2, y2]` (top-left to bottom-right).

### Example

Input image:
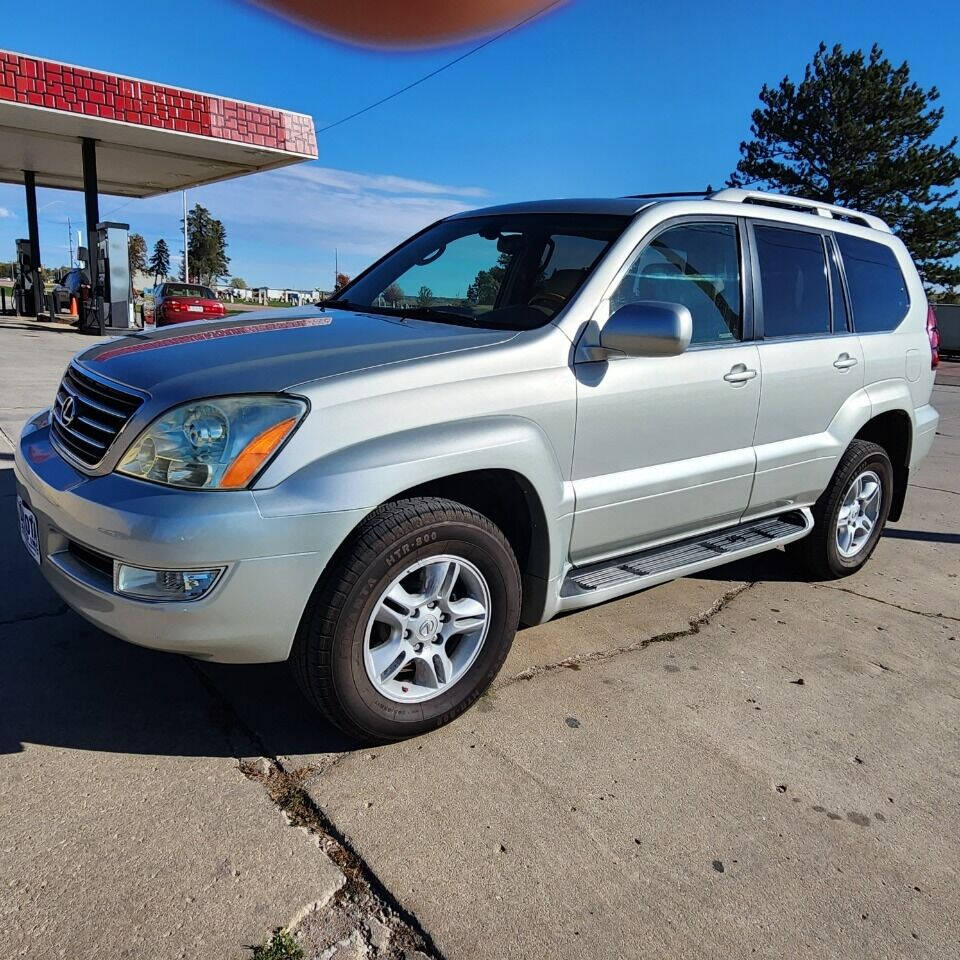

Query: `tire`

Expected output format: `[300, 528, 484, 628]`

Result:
[787, 439, 894, 580]
[292, 497, 521, 743]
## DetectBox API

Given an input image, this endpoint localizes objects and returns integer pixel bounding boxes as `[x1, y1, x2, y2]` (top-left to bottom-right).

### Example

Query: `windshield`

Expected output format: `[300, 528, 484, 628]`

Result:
[334, 213, 629, 329]
[162, 284, 216, 299]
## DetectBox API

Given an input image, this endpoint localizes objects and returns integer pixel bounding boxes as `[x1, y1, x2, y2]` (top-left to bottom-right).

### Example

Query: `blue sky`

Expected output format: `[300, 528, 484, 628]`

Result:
[1, 0, 959, 288]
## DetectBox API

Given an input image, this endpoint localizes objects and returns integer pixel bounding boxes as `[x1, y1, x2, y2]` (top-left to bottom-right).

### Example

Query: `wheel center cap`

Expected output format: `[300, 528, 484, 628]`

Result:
[418, 615, 439, 639]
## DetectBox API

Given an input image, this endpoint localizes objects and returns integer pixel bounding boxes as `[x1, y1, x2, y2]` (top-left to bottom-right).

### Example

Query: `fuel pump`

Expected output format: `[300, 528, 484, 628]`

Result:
[84, 222, 133, 333]
[13, 238, 41, 317]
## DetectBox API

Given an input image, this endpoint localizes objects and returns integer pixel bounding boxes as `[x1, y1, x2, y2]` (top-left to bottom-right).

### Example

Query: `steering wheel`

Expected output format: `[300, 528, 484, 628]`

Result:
[528, 292, 567, 311]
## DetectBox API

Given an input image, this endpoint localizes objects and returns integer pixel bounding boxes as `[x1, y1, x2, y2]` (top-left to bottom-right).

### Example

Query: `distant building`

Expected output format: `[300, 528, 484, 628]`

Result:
[250, 286, 324, 305]
[213, 282, 255, 301]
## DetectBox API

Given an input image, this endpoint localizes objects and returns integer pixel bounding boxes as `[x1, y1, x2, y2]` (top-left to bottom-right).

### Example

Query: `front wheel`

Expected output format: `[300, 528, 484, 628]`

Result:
[292, 497, 521, 743]
[787, 439, 894, 579]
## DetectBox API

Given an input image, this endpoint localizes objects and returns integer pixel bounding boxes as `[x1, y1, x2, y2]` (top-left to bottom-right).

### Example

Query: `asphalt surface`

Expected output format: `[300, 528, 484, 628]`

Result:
[1, 315, 957, 959]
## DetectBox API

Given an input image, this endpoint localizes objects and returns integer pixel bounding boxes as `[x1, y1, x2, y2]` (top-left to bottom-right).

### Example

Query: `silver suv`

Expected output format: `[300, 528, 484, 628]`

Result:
[15, 189, 940, 742]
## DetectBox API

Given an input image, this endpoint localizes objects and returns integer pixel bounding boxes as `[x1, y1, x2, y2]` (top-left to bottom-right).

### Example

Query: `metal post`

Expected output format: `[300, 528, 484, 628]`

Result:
[81, 138, 101, 334]
[182, 190, 188, 283]
[23, 171, 42, 317]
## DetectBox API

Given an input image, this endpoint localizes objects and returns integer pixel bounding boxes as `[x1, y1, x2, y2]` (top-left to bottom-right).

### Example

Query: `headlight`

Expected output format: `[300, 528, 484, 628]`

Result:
[117, 395, 306, 489]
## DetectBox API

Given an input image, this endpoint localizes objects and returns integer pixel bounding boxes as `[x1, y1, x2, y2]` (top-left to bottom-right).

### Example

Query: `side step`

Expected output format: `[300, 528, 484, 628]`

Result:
[558, 509, 813, 612]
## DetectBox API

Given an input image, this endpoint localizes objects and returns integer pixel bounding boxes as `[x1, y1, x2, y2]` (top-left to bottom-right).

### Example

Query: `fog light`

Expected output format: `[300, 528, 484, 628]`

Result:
[115, 563, 222, 601]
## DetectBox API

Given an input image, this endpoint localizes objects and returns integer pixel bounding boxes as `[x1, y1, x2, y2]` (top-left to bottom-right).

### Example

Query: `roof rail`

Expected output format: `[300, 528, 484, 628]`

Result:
[708, 188, 890, 232]
[624, 189, 714, 200]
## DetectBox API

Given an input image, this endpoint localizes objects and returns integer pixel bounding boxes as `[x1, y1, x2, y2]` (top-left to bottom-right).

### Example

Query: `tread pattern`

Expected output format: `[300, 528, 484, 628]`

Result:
[292, 496, 521, 742]
[788, 439, 892, 580]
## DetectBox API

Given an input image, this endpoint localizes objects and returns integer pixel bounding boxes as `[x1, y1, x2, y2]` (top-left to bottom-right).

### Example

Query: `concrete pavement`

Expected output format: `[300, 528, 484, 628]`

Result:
[1, 315, 958, 959]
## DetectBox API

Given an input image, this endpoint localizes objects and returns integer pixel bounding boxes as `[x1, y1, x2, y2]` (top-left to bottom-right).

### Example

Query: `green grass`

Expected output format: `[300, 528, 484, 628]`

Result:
[252, 928, 303, 960]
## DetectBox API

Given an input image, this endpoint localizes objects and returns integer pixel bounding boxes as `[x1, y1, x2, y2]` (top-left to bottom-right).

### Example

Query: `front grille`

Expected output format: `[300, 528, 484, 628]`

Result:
[51, 364, 143, 466]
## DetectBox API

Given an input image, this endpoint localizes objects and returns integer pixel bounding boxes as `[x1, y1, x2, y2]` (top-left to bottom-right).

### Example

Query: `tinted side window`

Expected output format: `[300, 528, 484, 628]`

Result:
[835, 235, 909, 332]
[612, 222, 742, 344]
[755, 225, 830, 338]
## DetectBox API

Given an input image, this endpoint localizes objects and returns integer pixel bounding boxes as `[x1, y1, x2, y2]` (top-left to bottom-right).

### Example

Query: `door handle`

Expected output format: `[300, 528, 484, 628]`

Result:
[724, 364, 757, 384]
[834, 353, 858, 370]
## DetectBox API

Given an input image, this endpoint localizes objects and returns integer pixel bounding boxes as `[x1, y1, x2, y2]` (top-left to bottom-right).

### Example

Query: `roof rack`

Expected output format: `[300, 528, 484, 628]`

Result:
[708, 188, 890, 232]
[624, 189, 715, 200]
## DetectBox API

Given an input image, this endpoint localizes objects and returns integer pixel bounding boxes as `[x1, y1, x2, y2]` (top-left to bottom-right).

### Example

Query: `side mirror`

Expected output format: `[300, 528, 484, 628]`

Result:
[600, 301, 692, 357]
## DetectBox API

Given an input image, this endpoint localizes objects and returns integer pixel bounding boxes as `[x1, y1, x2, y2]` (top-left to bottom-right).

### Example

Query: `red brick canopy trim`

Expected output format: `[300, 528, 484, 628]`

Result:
[0, 51, 317, 157]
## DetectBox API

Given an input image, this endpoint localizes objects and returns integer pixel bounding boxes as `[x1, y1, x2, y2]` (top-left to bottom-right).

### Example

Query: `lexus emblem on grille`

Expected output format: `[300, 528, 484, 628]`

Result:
[60, 394, 77, 426]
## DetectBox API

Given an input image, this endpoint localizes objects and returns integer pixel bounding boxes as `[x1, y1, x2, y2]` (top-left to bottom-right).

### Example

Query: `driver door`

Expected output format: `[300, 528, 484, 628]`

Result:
[570, 217, 761, 564]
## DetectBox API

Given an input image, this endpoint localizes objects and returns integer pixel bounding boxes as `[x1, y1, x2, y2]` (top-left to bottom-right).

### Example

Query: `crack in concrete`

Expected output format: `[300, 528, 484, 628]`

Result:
[817, 584, 960, 623]
[501, 582, 755, 686]
[240, 758, 443, 960]
[186, 660, 442, 959]
[0, 604, 69, 628]
[908, 483, 960, 497]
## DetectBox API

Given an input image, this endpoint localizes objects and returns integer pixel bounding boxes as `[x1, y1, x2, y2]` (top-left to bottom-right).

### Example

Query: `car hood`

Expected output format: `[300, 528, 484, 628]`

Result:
[75, 306, 518, 396]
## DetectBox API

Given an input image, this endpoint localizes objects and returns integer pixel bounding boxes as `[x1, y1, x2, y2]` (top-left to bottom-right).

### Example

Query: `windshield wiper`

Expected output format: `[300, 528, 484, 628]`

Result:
[322, 300, 488, 327]
[319, 299, 369, 312]
[399, 307, 487, 327]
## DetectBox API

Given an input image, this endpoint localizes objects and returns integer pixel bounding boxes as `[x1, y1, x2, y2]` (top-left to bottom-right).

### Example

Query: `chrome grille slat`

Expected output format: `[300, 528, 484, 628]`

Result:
[75, 413, 116, 435]
[50, 363, 143, 467]
[64, 390, 128, 420]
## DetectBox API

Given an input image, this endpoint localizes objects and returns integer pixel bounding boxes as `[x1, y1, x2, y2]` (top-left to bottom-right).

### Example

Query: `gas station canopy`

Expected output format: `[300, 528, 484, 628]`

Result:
[1, 48, 317, 327]
[0, 49, 318, 196]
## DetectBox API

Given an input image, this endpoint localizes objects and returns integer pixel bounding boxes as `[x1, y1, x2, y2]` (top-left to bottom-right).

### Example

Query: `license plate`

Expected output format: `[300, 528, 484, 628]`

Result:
[16, 496, 41, 565]
[187, 305, 203, 313]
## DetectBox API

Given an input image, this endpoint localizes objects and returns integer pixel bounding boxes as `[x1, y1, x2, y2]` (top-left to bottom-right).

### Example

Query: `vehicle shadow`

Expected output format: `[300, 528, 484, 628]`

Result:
[883, 528, 960, 545]
[1, 467, 357, 759]
[693, 547, 805, 584]
[0, 321, 83, 335]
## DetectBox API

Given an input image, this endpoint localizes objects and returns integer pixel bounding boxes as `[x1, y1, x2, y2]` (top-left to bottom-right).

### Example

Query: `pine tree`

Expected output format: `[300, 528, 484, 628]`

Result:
[127, 233, 147, 276]
[730, 43, 960, 291]
[147, 238, 170, 287]
[182, 204, 230, 284]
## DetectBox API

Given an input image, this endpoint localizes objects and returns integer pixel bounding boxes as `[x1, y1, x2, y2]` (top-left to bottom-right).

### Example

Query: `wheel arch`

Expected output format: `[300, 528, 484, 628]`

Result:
[854, 409, 913, 522]
[392, 468, 552, 625]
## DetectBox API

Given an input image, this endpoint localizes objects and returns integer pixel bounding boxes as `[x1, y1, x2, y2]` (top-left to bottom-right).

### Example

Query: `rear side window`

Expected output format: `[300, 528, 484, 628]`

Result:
[835, 235, 909, 332]
[754, 225, 830, 338]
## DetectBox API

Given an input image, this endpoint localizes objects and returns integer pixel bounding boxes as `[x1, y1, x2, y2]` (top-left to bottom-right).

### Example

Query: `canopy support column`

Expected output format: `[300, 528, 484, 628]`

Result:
[81, 137, 102, 334]
[23, 171, 41, 317]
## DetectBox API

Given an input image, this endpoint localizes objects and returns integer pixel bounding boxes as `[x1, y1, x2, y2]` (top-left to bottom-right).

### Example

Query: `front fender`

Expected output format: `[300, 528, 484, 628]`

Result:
[252, 415, 574, 619]
[254, 414, 567, 515]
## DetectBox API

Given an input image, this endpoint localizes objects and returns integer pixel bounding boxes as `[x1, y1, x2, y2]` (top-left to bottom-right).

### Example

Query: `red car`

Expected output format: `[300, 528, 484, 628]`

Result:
[152, 282, 226, 326]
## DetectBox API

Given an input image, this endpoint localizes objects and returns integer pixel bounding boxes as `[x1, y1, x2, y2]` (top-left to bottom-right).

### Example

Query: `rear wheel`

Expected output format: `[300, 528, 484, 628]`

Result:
[787, 439, 893, 579]
[292, 497, 521, 743]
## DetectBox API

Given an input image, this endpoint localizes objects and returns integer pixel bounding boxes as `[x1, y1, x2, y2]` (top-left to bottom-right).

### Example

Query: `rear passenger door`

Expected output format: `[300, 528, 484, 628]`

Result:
[746, 222, 865, 517]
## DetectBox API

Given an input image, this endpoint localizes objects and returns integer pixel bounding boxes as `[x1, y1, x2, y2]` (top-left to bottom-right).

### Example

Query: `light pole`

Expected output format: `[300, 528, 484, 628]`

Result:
[182, 190, 189, 283]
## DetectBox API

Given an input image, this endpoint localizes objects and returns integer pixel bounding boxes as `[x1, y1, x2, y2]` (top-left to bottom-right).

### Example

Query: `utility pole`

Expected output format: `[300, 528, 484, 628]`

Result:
[67, 216, 74, 268]
[334, 247, 338, 292]
[182, 190, 189, 283]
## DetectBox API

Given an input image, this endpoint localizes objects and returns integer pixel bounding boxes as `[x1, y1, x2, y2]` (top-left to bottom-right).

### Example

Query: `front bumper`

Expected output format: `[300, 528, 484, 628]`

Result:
[14, 415, 367, 663]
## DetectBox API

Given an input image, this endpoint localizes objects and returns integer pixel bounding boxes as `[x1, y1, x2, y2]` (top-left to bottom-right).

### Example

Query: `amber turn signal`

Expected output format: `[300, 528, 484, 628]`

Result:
[220, 417, 298, 488]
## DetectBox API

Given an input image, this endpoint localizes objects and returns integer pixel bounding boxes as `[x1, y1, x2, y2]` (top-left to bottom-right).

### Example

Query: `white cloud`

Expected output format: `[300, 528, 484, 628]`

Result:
[3, 163, 494, 287]
[192, 162, 494, 277]
[0, 206, 14, 218]
[289, 166, 488, 199]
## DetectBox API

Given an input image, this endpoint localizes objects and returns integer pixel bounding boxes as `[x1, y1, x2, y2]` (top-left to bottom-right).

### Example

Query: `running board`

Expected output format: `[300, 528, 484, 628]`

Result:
[557, 509, 813, 613]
